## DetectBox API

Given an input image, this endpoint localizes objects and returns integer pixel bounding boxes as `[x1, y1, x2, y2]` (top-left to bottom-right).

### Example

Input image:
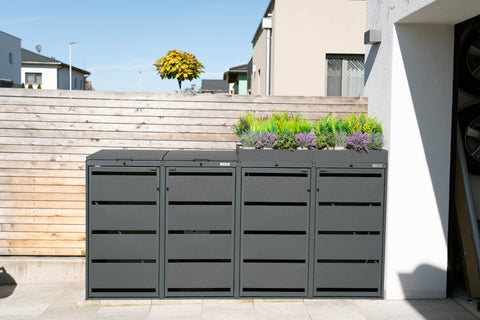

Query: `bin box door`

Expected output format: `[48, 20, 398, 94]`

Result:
[165, 167, 236, 297]
[87, 167, 160, 298]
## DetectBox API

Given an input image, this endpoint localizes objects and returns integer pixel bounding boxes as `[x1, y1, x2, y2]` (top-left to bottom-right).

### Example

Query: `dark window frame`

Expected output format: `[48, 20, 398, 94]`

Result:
[25, 72, 42, 85]
[326, 54, 365, 97]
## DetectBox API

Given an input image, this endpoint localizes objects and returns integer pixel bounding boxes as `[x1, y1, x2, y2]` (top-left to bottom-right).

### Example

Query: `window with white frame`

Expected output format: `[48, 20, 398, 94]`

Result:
[25, 72, 42, 85]
[326, 54, 364, 97]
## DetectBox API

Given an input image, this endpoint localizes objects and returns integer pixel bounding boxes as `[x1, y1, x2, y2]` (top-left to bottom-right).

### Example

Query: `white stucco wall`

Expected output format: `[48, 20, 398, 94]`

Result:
[21, 66, 58, 89]
[387, 23, 453, 299]
[21, 66, 85, 90]
[365, 0, 480, 299]
[0, 31, 21, 86]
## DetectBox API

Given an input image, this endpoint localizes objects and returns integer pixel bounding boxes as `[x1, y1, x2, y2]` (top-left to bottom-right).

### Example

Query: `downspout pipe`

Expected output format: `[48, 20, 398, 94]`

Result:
[456, 123, 480, 277]
[262, 16, 272, 96]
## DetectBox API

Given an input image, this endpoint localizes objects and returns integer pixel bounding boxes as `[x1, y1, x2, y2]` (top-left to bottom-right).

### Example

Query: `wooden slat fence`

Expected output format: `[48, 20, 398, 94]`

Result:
[0, 88, 367, 256]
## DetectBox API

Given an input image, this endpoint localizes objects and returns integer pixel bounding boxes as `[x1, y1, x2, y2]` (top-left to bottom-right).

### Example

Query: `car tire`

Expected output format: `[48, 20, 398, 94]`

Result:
[459, 19, 480, 95]
[459, 103, 480, 174]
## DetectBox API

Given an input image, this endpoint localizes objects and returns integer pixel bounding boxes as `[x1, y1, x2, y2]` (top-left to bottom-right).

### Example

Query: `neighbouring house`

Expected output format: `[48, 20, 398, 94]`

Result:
[365, 0, 480, 300]
[0, 31, 21, 87]
[223, 64, 248, 95]
[21, 48, 90, 90]
[200, 79, 229, 94]
[250, 0, 366, 96]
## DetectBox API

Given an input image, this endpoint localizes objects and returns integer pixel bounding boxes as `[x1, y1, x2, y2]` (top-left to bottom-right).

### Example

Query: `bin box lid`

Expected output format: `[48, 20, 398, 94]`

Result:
[163, 150, 238, 162]
[87, 149, 168, 161]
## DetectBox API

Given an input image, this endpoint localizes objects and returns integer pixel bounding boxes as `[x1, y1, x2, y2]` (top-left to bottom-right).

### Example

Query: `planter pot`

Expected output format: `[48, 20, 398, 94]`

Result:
[237, 148, 388, 167]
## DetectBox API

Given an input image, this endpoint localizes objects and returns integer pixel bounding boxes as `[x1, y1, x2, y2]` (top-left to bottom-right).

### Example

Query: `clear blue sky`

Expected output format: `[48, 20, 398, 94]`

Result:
[1, 0, 270, 93]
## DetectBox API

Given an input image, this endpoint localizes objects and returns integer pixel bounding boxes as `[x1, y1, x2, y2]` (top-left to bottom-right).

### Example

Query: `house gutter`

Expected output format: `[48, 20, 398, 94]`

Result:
[263, 16, 272, 96]
[251, 0, 275, 45]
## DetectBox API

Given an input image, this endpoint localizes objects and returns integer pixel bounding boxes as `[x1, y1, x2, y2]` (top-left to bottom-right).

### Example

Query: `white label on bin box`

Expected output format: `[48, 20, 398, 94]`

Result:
[219, 162, 231, 166]
[372, 164, 383, 168]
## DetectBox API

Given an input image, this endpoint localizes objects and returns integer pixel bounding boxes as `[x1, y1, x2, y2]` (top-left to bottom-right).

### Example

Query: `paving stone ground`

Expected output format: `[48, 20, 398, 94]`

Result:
[0, 283, 478, 320]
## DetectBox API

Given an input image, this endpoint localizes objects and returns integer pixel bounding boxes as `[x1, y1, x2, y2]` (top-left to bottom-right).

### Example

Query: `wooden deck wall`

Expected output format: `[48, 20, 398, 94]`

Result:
[0, 88, 367, 256]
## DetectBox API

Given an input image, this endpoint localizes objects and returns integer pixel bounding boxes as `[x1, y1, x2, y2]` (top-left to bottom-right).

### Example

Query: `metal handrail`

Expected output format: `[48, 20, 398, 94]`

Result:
[457, 123, 480, 278]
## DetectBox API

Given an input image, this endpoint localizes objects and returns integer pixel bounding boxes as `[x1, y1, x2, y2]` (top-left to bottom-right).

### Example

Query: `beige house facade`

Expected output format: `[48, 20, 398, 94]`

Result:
[250, 0, 366, 96]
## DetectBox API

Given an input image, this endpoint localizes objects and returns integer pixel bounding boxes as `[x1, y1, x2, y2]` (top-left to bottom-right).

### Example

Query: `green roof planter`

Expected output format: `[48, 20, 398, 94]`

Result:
[234, 112, 384, 152]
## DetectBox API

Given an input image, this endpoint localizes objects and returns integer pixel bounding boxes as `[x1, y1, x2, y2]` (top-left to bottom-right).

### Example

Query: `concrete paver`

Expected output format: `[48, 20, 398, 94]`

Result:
[254, 301, 309, 320]
[148, 303, 202, 320]
[306, 300, 367, 320]
[202, 300, 255, 320]
[0, 283, 479, 320]
[96, 306, 151, 320]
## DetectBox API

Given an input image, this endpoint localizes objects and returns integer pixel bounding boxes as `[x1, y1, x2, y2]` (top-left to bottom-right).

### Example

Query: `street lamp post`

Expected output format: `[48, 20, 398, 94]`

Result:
[69, 42, 78, 91]
[139, 71, 142, 92]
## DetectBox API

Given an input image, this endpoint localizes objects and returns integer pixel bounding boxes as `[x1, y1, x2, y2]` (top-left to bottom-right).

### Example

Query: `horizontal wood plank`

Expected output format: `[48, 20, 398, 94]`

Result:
[0, 247, 85, 256]
[0, 224, 85, 232]
[0, 168, 85, 178]
[0, 153, 90, 162]
[0, 113, 238, 125]
[0, 160, 85, 170]
[0, 184, 85, 193]
[0, 104, 366, 118]
[0, 176, 85, 185]
[0, 121, 234, 134]
[0, 239, 85, 248]
[0, 192, 85, 201]
[0, 201, 85, 209]
[0, 137, 237, 148]
[0, 129, 238, 142]
[1, 232, 85, 241]
[0, 216, 85, 224]
[0, 88, 367, 104]
[0, 144, 234, 155]
[0, 208, 84, 217]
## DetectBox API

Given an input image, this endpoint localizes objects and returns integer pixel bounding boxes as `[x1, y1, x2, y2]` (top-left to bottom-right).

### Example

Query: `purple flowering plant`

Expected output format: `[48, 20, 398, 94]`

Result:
[295, 133, 316, 149]
[345, 131, 370, 153]
[256, 132, 278, 149]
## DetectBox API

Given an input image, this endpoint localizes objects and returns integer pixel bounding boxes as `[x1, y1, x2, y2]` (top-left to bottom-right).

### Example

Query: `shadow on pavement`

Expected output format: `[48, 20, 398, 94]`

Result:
[399, 264, 478, 319]
[0, 267, 17, 298]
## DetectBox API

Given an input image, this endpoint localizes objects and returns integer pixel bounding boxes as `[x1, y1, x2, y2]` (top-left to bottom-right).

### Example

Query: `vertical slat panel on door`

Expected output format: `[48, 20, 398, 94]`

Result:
[240, 168, 310, 297]
[88, 167, 160, 298]
[315, 168, 385, 297]
[165, 167, 235, 297]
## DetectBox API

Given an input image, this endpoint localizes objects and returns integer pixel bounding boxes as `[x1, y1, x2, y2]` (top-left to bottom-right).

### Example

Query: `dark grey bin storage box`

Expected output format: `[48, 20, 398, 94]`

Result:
[163, 151, 237, 297]
[86, 149, 387, 299]
[313, 150, 387, 297]
[238, 150, 314, 297]
[86, 150, 167, 298]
